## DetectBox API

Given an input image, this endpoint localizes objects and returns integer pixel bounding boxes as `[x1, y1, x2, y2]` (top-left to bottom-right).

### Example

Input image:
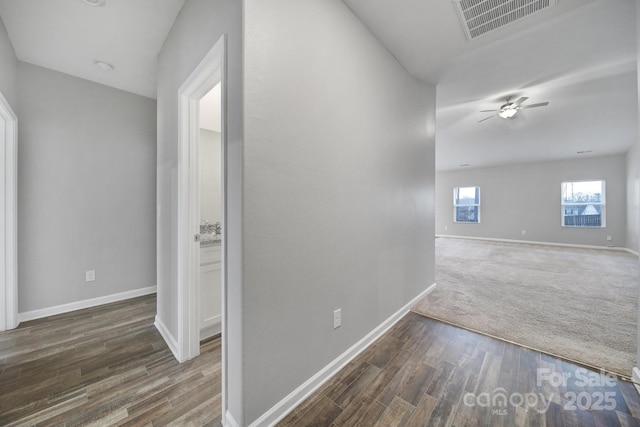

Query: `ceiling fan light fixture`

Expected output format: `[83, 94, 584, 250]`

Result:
[478, 96, 547, 123]
[498, 107, 518, 119]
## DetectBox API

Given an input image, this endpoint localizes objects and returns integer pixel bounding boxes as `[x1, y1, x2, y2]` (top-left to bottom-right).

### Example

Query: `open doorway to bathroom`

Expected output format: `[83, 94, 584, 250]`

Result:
[198, 83, 223, 341]
[176, 35, 228, 419]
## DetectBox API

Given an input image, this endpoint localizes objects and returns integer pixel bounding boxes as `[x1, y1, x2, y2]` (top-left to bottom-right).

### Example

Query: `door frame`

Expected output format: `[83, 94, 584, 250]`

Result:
[176, 34, 228, 416]
[0, 90, 18, 332]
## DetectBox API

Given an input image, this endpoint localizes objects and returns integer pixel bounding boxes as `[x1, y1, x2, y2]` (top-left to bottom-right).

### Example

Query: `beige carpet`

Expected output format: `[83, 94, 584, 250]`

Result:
[412, 237, 639, 376]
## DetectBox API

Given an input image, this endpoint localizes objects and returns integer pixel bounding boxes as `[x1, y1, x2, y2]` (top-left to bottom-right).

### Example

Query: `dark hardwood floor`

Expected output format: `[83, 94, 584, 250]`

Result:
[0, 294, 221, 426]
[2, 295, 639, 426]
[278, 312, 640, 427]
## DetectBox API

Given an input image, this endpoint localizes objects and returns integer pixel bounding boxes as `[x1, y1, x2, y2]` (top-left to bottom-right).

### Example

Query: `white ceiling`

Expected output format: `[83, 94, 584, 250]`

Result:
[1, 0, 636, 171]
[343, 0, 638, 171]
[0, 0, 185, 99]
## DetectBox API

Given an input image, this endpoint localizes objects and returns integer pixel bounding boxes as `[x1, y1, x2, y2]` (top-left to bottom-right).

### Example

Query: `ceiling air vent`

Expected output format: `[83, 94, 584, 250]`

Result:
[453, 0, 558, 40]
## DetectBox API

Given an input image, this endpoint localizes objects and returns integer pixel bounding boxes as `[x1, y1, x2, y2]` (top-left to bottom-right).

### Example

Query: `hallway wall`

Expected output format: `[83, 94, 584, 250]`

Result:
[155, 0, 244, 421]
[243, 0, 436, 422]
[16, 62, 157, 314]
[0, 16, 16, 107]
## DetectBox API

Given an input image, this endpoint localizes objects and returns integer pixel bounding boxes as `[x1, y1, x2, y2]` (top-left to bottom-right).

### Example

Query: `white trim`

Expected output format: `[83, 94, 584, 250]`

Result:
[0, 90, 18, 332]
[623, 248, 639, 257]
[436, 234, 634, 253]
[200, 315, 222, 340]
[224, 411, 240, 427]
[18, 286, 157, 322]
[176, 34, 230, 421]
[177, 36, 226, 363]
[155, 314, 180, 362]
[632, 367, 640, 395]
[249, 283, 437, 427]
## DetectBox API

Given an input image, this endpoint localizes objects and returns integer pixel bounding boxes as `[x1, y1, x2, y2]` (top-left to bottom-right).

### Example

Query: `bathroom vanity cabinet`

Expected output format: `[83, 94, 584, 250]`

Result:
[200, 242, 221, 339]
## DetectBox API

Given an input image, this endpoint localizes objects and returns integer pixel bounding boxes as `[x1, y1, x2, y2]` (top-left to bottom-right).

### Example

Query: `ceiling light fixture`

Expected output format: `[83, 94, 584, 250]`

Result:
[94, 60, 114, 71]
[498, 103, 519, 119]
[479, 96, 549, 123]
[83, 0, 106, 6]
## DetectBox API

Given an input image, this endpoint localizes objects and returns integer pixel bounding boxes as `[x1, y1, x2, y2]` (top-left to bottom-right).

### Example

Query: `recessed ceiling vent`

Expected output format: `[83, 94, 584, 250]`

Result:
[453, 0, 557, 40]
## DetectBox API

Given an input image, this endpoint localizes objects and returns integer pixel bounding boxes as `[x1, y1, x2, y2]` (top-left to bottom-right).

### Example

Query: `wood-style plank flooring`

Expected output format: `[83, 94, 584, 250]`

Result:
[3, 295, 640, 426]
[278, 312, 640, 427]
[0, 294, 221, 426]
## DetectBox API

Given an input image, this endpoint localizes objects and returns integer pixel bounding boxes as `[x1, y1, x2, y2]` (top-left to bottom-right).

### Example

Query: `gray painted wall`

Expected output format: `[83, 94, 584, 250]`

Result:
[244, 0, 435, 423]
[155, 0, 244, 421]
[436, 155, 627, 248]
[0, 16, 16, 108]
[199, 129, 221, 224]
[16, 62, 157, 312]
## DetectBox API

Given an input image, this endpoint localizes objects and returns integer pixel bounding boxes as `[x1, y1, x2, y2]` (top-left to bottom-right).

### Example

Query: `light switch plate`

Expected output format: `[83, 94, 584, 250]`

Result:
[333, 308, 341, 329]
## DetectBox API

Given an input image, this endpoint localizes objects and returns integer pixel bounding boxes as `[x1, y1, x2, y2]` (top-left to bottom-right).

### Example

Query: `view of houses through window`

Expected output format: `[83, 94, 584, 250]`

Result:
[454, 186, 480, 223]
[561, 180, 605, 227]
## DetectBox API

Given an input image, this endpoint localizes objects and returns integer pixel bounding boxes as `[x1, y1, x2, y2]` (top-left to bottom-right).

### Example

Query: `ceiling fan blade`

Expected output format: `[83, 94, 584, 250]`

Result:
[513, 96, 529, 106]
[478, 114, 497, 123]
[479, 110, 497, 113]
[521, 102, 549, 109]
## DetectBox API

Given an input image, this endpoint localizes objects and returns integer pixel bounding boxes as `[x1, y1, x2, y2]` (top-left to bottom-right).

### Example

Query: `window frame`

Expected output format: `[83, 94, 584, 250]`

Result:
[560, 179, 606, 228]
[453, 186, 481, 224]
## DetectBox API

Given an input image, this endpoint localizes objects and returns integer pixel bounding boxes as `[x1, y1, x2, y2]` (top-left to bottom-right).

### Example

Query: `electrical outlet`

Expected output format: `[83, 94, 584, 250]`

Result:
[85, 270, 95, 282]
[333, 308, 341, 329]
[522, 230, 526, 235]
[444, 226, 448, 231]
[607, 235, 613, 241]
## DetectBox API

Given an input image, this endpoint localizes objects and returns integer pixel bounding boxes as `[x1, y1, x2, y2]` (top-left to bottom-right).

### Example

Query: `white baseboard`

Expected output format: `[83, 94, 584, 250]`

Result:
[18, 286, 157, 322]
[624, 248, 639, 257]
[200, 315, 222, 340]
[632, 367, 640, 395]
[436, 234, 635, 253]
[249, 283, 437, 427]
[154, 315, 181, 362]
[224, 411, 240, 427]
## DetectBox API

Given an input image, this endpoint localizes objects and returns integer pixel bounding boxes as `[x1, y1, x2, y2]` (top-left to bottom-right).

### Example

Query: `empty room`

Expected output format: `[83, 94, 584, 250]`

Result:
[1, 0, 640, 426]
[413, 0, 639, 383]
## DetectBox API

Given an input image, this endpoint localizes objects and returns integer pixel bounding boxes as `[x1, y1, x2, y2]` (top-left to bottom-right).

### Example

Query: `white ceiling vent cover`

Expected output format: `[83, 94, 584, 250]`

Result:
[453, 0, 557, 39]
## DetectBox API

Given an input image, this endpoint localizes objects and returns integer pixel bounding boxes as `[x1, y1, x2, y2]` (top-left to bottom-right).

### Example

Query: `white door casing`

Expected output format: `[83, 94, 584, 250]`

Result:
[176, 34, 228, 420]
[0, 89, 18, 332]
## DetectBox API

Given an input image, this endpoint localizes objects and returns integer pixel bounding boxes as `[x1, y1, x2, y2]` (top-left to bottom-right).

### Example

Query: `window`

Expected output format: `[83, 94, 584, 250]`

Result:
[454, 186, 480, 223]
[561, 180, 605, 227]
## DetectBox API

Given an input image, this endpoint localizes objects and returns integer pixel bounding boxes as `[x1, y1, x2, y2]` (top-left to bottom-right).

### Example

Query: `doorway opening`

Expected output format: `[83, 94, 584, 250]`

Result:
[176, 35, 227, 419]
[0, 90, 18, 332]
[198, 82, 223, 341]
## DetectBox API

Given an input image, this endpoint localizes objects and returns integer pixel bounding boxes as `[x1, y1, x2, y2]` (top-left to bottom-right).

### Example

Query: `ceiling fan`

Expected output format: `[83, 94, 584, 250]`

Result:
[478, 96, 549, 123]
